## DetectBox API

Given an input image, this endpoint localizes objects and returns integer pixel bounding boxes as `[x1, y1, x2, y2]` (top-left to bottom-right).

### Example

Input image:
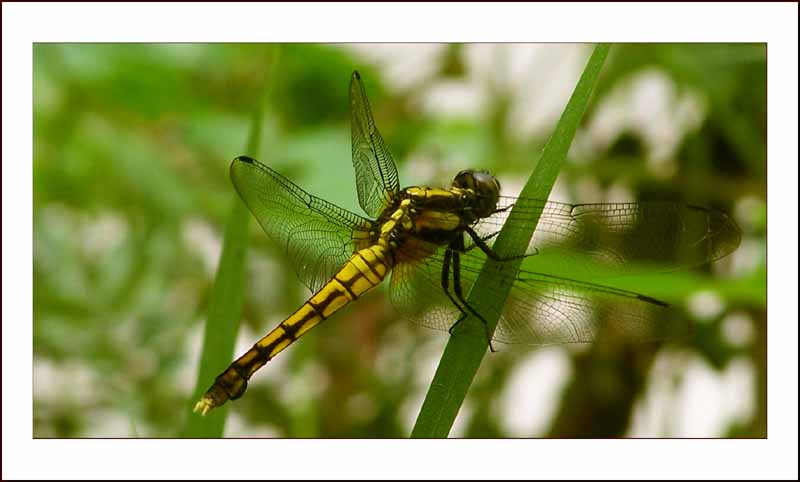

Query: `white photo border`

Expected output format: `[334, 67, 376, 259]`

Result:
[3, 2, 797, 480]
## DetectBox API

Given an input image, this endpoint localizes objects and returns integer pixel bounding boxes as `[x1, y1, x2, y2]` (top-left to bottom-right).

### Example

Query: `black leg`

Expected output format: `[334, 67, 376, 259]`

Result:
[465, 226, 537, 262]
[440, 248, 469, 330]
[492, 204, 514, 214]
[453, 250, 496, 352]
[446, 236, 496, 352]
[462, 230, 501, 253]
[441, 247, 451, 288]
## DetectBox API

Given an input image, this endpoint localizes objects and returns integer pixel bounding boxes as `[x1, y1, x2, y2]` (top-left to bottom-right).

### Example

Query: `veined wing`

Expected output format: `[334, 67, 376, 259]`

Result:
[472, 197, 742, 276]
[390, 198, 741, 345]
[230, 156, 374, 292]
[350, 71, 400, 218]
[390, 244, 682, 345]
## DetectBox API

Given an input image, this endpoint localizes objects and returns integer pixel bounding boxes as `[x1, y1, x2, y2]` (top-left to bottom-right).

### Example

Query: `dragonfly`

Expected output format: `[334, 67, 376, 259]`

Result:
[194, 71, 741, 415]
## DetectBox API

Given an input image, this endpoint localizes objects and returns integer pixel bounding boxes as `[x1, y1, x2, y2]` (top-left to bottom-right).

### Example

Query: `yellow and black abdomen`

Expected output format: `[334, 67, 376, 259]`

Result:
[194, 244, 392, 415]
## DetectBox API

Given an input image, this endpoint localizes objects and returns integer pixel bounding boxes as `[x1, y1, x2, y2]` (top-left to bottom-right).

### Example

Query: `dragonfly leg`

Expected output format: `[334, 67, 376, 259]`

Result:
[465, 226, 537, 262]
[450, 240, 496, 352]
[492, 204, 514, 214]
[440, 248, 470, 326]
[462, 230, 500, 252]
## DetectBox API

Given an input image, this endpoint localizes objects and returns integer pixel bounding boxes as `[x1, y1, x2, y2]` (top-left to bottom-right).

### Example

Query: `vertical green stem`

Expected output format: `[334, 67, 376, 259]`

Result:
[182, 47, 280, 437]
[411, 44, 611, 438]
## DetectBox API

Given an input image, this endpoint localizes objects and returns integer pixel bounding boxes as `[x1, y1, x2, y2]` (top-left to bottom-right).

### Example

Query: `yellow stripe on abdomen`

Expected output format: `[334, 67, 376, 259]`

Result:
[194, 245, 393, 415]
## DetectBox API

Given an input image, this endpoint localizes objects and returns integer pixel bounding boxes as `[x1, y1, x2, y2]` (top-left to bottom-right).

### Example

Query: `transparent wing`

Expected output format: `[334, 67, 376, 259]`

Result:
[390, 198, 741, 345]
[473, 197, 742, 276]
[350, 71, 400, 218]
[390, 244, 682, 345]
[230, 156, 374, 292]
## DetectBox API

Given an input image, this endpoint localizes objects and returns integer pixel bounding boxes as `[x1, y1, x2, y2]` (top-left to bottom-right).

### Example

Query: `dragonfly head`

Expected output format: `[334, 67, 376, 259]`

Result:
[453, 169, 501, 220]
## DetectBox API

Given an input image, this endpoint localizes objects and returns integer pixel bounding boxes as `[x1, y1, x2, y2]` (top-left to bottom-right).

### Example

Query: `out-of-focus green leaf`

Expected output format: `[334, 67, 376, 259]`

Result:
[183, 49, 280, 438]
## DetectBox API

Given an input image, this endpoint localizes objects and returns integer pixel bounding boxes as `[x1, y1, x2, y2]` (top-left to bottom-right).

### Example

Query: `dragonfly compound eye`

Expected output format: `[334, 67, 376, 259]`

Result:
[470, 171, 501, 219]
[452, 169, 477, 189]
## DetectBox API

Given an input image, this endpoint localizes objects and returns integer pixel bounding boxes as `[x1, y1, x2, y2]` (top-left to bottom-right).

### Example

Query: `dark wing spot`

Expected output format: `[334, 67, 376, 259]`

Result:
[235, 156, 256, 164]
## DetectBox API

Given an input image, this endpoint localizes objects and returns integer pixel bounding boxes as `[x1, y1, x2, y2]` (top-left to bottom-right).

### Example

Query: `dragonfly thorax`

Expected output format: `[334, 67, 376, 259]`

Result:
[376, 170, 503, 250]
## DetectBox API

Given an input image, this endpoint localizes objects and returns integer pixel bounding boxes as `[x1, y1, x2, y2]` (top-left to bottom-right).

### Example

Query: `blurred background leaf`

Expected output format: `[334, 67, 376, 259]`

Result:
[33, 43, 766, 438]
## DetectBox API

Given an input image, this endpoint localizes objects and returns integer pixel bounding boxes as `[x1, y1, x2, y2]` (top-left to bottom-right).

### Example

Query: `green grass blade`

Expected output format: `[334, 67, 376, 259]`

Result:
[411, 44, 611, 438]
[182, 51, 278, 438]
[182, 190, 251, 437]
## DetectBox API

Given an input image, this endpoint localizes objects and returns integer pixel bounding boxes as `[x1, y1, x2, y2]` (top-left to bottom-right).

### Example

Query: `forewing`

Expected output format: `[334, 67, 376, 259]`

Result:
[349, 71, 400, 218]
[473, 197, 742, 276]
[390, 246, 682, 346]
[459, 251, 681, 344]
[391, 195, 739, 345]
[230, 156, 373, 292]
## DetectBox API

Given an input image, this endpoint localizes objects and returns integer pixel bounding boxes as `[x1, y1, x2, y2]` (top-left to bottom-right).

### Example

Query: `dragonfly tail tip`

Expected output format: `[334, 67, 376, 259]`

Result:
[193, 398, 215, 416]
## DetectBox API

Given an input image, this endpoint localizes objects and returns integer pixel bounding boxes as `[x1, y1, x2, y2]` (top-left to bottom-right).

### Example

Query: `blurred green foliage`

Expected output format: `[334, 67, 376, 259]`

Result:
[33, 43, 766, 438]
